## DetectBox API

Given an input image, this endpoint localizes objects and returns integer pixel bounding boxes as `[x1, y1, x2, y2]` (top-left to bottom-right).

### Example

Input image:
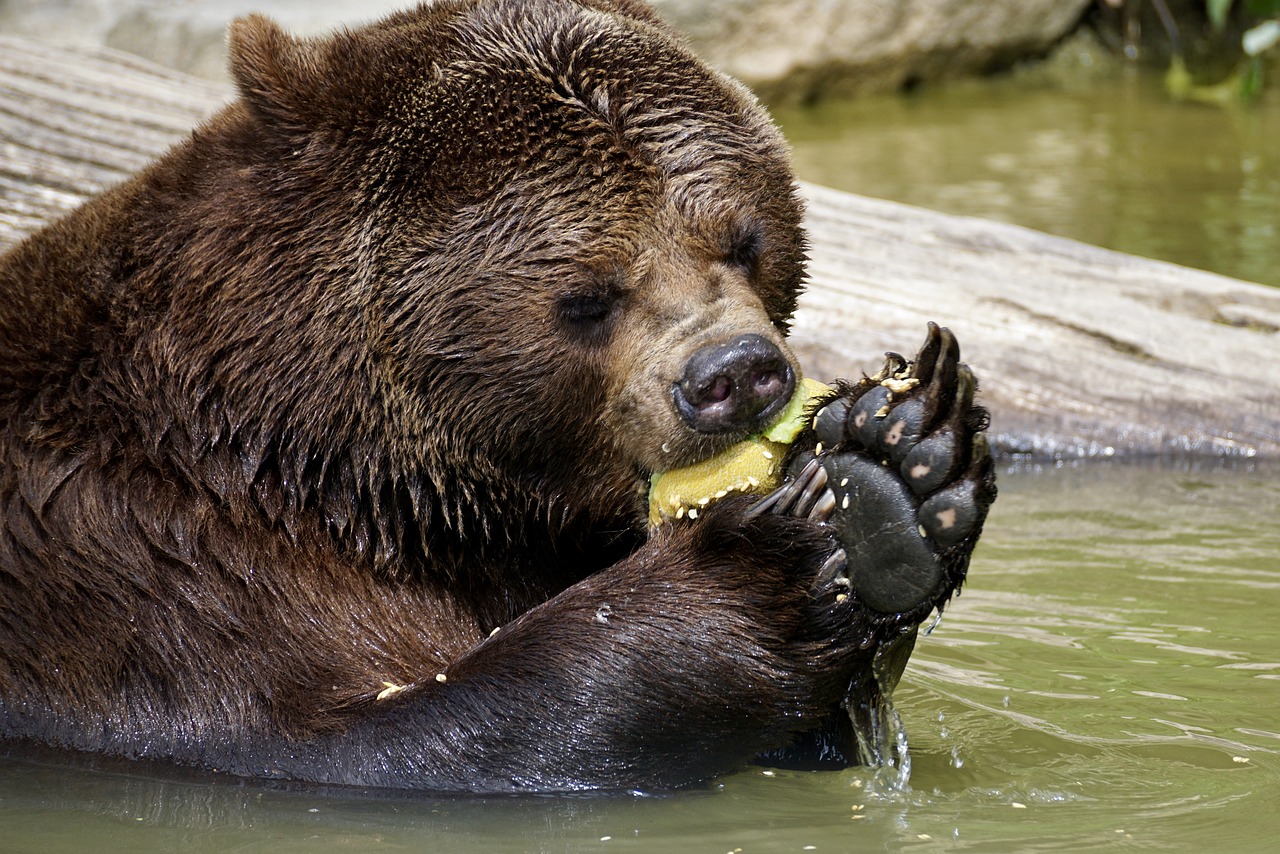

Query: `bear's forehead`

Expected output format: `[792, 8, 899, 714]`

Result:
[378, 1, 781, 173]
[360, 0, 797, 271]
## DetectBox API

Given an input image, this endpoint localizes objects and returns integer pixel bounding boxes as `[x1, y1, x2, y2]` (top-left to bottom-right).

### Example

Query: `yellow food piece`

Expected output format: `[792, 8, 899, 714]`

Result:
[880, 376, 919, 395]
[648, 377, 831, 525]
[762, 377, 831, 443]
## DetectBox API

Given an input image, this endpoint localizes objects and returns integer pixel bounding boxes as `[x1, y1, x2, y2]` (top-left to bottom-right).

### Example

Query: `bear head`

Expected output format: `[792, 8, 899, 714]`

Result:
[167, 0, 806, 562]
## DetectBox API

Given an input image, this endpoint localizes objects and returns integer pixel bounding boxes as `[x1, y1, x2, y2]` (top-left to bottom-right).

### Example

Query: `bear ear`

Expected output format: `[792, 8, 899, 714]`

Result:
[227, 13, 328, 133]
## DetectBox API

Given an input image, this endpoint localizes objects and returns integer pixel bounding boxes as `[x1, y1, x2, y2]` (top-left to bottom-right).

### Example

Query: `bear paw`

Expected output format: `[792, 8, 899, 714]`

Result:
[791, 323, 996, 616]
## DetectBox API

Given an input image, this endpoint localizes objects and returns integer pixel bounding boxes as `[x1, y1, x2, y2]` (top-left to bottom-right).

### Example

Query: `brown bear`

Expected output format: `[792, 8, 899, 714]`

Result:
[0, 0, 993, 792]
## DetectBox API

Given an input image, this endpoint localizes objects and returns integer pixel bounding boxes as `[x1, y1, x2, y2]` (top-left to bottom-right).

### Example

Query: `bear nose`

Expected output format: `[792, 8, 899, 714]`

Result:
[673, 334, 795, 434]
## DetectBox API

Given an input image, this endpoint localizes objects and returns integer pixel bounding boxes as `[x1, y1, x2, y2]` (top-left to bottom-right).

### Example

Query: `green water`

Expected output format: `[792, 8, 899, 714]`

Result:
[772, 68, 1280, 288]
[3, 462, 1277, 852]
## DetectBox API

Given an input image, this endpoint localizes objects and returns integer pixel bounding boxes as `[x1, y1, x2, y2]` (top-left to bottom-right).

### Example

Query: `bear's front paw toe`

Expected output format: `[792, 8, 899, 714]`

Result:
[795, 323, 996, 616]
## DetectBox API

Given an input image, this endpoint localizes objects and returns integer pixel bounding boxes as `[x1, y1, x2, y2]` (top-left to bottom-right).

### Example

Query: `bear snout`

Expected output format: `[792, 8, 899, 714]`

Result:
[672, 334, 795, 435]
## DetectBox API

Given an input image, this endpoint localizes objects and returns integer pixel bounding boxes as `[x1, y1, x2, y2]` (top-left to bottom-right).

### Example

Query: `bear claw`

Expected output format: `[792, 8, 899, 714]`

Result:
[750, 460, 853, 603]
[747, 457, 831, 522]
[791, 323, 995, 616]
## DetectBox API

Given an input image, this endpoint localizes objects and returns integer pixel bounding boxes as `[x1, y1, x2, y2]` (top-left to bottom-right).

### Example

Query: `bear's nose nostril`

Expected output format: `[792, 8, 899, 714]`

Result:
[752, 367, 786, 399]
[673, 334, 796, 434]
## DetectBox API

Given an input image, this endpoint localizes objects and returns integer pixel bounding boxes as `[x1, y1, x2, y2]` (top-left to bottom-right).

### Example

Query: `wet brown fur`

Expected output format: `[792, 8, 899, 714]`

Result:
[0, 0, 869, 792]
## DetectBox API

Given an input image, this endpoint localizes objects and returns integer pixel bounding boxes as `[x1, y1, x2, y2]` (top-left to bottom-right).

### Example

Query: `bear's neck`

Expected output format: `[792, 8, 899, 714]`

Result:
[206, 431, 644, 624]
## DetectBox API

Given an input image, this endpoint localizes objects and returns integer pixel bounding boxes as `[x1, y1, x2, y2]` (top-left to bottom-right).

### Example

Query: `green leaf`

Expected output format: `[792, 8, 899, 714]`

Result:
[1245, 0, 1280, 18]
[1240, 56, 1265, 99]
[1208, 0, 1236, 30]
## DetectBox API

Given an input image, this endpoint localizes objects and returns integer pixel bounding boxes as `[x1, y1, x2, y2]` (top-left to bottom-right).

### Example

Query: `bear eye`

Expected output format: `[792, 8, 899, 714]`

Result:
[557, 292, 616, 340]
[723, 221, 765, 274]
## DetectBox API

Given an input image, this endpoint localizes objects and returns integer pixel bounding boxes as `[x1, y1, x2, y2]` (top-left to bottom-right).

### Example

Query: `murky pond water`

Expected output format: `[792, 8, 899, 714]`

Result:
[772, 66, 1280, 288]
[3, 462, 1277, 852]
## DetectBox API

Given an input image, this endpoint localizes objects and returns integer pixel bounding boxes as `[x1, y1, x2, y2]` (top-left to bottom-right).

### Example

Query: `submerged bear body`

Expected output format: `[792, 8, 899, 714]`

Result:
[0, 0, 993, 792]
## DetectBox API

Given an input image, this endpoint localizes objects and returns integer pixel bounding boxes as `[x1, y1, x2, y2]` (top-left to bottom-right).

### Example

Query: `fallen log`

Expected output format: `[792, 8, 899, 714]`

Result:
[792, 185, 1280, 460]
[3, 34, 1278, 460]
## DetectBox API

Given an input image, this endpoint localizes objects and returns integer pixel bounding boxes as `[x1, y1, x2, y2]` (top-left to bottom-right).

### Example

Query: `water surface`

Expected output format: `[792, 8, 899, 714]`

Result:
[772, 68, 1280, 288]
[3, 462, 1277, 852]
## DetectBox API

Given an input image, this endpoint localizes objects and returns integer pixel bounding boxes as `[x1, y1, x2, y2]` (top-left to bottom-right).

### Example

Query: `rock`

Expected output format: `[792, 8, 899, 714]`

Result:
[649, 0, 1096, 100]
[0, 0, 410, 82]
[2, 33, 1278, 460]
[1, 1, 1094, 99]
